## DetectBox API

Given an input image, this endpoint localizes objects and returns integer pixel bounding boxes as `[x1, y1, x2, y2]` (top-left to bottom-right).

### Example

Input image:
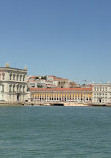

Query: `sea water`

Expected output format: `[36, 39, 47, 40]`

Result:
[0, 106, 111, 158]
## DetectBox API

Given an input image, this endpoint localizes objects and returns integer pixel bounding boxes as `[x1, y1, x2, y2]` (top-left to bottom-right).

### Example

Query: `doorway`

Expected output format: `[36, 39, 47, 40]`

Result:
[17, 93, 20, 101]
[99, 98, 101, 103]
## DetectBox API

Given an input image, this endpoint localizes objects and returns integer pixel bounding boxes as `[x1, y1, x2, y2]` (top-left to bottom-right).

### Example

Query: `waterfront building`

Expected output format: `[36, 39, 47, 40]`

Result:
[92, 83, 111, 104]
[0, 64, 27, 102]
[30, 87, 92, 103]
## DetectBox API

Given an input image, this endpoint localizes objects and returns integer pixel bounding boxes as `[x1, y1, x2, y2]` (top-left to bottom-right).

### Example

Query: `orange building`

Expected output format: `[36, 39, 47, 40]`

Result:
[30, 87, 92, 103]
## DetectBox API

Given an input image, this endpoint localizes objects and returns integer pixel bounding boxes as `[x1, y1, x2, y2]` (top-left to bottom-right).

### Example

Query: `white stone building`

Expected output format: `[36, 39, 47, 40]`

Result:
[92, 83, 111, 104]
[0, 64, 27, 102]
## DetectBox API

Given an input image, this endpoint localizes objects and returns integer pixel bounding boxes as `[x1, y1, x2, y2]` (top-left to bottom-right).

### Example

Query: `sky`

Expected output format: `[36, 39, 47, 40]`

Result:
[0, 0, 111, 84]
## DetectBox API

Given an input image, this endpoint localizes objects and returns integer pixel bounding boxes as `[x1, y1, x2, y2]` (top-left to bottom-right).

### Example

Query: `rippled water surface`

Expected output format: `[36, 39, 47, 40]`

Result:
[0, 106, 111, 158]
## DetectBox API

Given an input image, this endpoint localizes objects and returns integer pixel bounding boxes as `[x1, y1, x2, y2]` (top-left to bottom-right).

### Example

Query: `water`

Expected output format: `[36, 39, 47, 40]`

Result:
[0, 106, 111, 158]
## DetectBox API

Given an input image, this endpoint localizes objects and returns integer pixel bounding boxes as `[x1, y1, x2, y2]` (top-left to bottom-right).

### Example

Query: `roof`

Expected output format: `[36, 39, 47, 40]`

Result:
[28, 76, 36, 79]
[47, 75, 69, 81]
[0, 67, 27, 71]
[30, 87, 92, 92]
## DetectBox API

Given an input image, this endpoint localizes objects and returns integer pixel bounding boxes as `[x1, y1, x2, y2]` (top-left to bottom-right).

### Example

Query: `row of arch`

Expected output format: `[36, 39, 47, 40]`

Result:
[9, 84, 26, 93]
[9, 73, 26, 82]
[31, 92, 92, 102]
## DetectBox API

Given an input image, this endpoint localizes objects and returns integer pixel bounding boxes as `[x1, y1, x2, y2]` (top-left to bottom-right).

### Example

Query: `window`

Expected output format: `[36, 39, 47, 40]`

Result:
[17, 85, 19, 92]
[2, 74, 5, 80]
[13, 74, 15, 80]
[20, 85, 22, 91]
[23, 86, 25, 92]
[17, 75, 19, 81]
[13, 85, 15, 92]
[10, 74, 12, 80]
[9, 85, 11, 92]
[23, 75, 25, 81]
[2, 85, 4, 92]
[20, 75, 22, 81]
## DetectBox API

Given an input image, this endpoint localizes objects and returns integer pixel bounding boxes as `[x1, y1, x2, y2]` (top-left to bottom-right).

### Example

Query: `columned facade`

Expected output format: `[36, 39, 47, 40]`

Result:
[0, 64, 27, 102]
[30, 87, 92, 103]
[92, 83, 111, 104]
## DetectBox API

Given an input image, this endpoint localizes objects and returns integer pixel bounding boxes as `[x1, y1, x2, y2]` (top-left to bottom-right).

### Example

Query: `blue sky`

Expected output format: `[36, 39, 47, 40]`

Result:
[0, 0, 111, 84]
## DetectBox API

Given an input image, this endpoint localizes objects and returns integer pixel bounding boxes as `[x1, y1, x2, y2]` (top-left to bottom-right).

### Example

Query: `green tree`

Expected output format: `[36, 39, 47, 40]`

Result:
[37, 85, 43, 88]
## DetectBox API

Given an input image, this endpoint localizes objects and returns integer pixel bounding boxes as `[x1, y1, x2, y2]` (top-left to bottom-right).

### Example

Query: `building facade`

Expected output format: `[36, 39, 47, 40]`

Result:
[0, 64, 27, 102]
[30, 87, 92, 103]
[92, 83, 111, 104]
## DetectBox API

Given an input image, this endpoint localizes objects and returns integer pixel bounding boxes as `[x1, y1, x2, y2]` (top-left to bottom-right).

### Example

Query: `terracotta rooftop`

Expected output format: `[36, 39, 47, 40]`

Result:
[28, 76, 36, 78]
[30, 87, 92, 92]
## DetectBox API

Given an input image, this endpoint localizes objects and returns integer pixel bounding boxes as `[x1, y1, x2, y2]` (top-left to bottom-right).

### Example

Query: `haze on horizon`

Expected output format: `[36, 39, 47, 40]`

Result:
[0, 0, 111, 84]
